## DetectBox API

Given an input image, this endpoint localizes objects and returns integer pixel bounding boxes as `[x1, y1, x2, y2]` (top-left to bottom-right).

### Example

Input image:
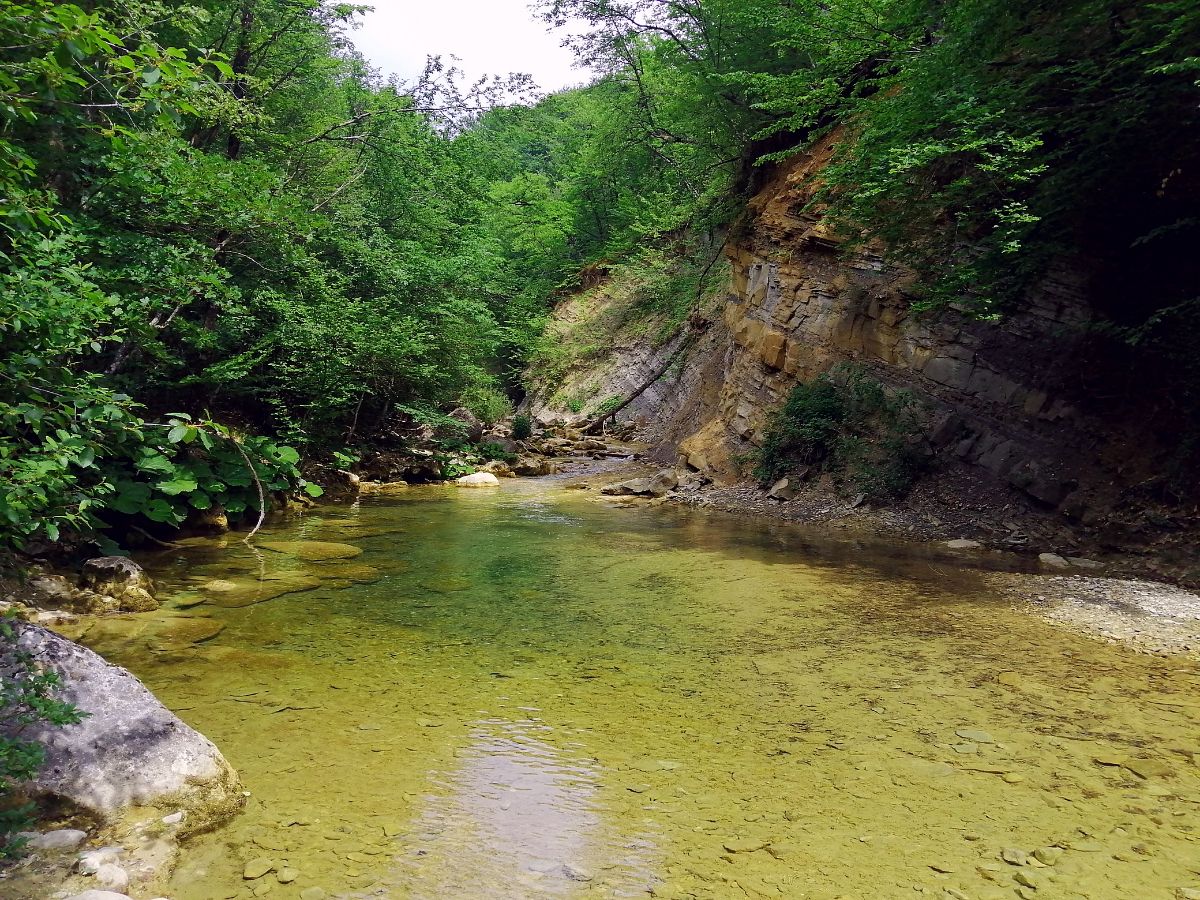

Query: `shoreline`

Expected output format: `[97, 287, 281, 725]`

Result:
[546, 453, 1200, 660]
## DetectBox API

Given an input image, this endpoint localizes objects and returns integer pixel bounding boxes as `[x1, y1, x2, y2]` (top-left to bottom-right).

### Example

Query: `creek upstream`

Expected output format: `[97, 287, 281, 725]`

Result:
[74, 478, 1198, 900]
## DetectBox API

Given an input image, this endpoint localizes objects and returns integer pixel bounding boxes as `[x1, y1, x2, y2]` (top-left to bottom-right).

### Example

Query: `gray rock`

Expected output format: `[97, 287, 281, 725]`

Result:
[77, 847, 121, 874]
[95, 863, 130, 892]
[27, 828, 88, 850]
[0, 622, 242, 834]
[1038, 552, 1070, 568]
[945, 539, 982, 550]
[600, 470, 678, 498]
[1065, 556, 1102, 570]
[79, 557, 157, 612]
[447, 407, 484, 443]
[767, 478, 796, 501]
[64, 892, 134, 900]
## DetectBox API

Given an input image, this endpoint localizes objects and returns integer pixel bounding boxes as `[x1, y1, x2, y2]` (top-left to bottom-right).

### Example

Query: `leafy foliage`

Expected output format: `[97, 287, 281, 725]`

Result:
[756, 366, 927, 501]
[511, 415, 534, 441]
[0, 615, 87, 858]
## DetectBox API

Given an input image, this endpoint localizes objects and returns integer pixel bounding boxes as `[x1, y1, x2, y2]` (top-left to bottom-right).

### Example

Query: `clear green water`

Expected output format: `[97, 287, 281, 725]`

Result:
[79, 481, 1199, 899]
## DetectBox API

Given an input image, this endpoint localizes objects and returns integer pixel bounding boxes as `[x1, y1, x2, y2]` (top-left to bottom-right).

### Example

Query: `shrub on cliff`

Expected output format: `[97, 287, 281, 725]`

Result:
[756, 365, 928, 501]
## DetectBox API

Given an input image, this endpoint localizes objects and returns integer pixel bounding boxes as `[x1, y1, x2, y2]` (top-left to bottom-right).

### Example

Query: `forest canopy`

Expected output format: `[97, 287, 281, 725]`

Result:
[2, 0, 1197, 549]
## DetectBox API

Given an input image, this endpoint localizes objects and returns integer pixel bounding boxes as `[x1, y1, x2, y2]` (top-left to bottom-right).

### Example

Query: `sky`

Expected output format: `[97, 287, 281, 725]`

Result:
[348, 0, 587, 93]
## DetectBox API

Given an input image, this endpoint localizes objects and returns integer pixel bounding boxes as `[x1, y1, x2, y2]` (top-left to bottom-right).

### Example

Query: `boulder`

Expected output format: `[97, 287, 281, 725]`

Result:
[513, 457, 557, 477]
[1038, 552, 1071, 568]
[358, 480, 408, 495]
[456, 472, 500, 487]
[600, 470, 679, 498]
[480, 460, 515, 478]
[945, 539, 983, 550]
[0, 622, 243, 834]
[767, 478, 797, 501]
[79, 557, 157, 613]
[447, 407, 485, 443]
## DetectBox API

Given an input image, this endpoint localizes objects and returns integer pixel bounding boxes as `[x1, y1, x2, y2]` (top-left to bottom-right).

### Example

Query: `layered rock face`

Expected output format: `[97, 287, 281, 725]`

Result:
[529, 133, 1167, 530]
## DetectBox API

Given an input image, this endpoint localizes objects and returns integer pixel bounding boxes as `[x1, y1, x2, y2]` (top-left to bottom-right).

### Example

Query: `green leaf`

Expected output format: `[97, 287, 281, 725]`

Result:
[156, 476, 198, 496]
[167, 424, 189, 443]
[302, 482, 324, 498]
[143, 498, 181, 523]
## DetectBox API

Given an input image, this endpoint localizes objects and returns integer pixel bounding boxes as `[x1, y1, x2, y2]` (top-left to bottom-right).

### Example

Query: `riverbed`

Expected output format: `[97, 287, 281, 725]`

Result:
[81, 480, 1200, 899]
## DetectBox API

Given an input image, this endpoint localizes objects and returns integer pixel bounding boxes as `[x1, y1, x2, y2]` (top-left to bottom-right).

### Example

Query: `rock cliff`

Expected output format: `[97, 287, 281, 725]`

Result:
[525, 133, 1195, 574]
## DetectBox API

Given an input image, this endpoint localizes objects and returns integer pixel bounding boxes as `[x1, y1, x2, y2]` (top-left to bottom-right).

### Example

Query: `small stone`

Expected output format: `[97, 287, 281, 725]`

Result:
[161, 811, 184, 826]
[276, 867, 299, 884]
[299, 889, 326, 900]
[1002, 772, 1025, 784]
[562, 864, 593, 882]
[929, 863, 954, 873]
[1015, 871, 1037, 889]
[77, 848, 120, 875]
[765, 842, 797, 860]
[955, 728, 995, 744]
[945, 539, 982, 550]
[63, 892, 136, 900]
[951, 742, 978, 754]
[1038, 552, 1070, 568]
[252, 883, 274, 897]
[1032, 847, 1061, 866]
[1018, 888, 1037, 900]
[243, 858, 275, 879]
[722, 837, 770, 853]
[1001, 848, 1028, 866]
[1175, 889, 1200, 900]
[28, 828, 88, 851]
[95, 864, 130, 893]
[1123, 758, 1173, 779]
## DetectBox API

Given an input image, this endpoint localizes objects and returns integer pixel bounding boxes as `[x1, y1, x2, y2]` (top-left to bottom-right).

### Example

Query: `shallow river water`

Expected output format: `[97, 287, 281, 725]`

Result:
[80, 480, 1199, 899]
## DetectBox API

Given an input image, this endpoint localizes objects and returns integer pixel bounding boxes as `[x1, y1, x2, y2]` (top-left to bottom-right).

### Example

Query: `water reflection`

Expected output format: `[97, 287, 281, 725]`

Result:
[389, 716, 658, 898]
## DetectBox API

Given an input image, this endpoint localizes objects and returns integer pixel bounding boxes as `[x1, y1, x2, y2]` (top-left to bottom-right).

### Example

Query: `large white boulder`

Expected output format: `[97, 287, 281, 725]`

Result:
[1, 622, 242, 834]
[456, 471, 501, 487]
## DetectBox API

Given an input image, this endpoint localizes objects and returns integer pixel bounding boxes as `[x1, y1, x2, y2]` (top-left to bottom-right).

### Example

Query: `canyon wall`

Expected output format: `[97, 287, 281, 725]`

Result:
[526, 134, 1173, 542]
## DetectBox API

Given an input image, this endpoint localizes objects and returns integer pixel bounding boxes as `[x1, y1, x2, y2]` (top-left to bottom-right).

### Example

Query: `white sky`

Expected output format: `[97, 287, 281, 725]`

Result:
[348, 0, 586, 93]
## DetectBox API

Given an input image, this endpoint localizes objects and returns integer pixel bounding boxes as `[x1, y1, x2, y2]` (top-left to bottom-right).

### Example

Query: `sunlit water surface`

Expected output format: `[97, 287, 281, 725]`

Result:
[79, 481, 1199, 899]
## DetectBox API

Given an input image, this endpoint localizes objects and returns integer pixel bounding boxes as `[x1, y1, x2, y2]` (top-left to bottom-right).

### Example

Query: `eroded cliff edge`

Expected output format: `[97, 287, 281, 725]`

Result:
[524, 134, 1197, 583]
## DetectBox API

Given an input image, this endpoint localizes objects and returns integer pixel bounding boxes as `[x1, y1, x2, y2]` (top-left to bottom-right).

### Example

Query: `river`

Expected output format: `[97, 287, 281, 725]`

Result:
[80, 479, 1199, 899]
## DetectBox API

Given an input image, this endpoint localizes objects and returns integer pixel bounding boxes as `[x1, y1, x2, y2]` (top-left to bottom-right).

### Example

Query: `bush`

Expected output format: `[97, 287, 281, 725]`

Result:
[0, 615, 87, 859]
[477, 442, 518, 464]
[511, 415, 533, 440]
[756, 365, 928, 501]
[460, 385, 514, 427]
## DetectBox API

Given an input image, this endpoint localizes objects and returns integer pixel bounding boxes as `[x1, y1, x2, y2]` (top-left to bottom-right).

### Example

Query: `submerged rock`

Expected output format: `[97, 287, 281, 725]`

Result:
[79, 557, 157, 612]
[358, 480, 409, 495]
[259, 540, 362, 561]
[0, 622, 243, 834]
